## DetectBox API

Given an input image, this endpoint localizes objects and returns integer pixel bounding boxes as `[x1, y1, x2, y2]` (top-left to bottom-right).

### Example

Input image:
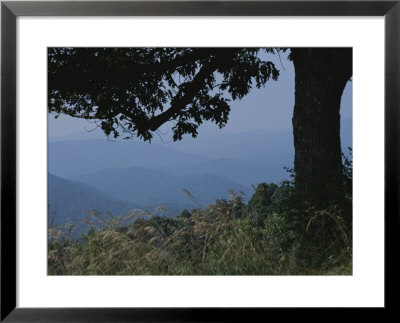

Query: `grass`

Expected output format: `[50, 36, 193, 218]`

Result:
[48, 187, 352, 275]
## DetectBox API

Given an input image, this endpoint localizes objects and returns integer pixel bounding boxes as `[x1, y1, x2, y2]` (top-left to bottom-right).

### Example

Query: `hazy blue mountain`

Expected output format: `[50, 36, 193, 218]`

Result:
[48, 139, 213, 178]
[157, 158, 285, 187]
[151, 128, 295, 183]
[71, 167, 253, 211]
[48, 118, 351, 185]
[159, 128, 294, 160]
[49, 119, 351, 221]
[167, 118, 351, 156]
[48, 173, 137, 228]
[159, 117, 352, 178]
[49, 129, 106, 142]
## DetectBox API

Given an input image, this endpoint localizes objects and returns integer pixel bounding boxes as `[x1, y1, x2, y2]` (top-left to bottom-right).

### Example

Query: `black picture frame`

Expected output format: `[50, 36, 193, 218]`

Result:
[1, 1, 399, 321]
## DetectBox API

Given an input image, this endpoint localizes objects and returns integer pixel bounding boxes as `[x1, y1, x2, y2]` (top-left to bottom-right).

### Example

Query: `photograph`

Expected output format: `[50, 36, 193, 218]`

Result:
[47, 47, 353, 276]
[2, 0, 397, 318]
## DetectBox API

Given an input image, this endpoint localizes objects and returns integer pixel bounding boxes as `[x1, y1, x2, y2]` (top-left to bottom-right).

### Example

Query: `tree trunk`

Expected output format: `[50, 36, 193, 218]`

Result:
[291, 48, 352, 205]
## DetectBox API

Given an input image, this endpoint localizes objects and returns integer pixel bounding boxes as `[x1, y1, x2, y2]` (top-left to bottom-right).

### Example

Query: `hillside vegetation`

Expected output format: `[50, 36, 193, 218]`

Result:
[48, 159, 352, 275]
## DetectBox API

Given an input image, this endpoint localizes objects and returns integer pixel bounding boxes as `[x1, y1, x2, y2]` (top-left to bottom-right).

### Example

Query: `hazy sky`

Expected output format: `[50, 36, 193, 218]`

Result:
[48, 51, 352, 141]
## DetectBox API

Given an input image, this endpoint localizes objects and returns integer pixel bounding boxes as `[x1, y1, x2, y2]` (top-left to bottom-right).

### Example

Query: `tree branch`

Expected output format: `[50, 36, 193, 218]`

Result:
[146, 49, 237, 132]
[48, 48, 222, 90]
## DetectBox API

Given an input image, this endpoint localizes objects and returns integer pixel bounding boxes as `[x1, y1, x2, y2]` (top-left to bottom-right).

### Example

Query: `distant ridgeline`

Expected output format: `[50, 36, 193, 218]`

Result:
[48, 168, 252, 229]
[48, 119, 352, 233]
[48, 173, 137, 232]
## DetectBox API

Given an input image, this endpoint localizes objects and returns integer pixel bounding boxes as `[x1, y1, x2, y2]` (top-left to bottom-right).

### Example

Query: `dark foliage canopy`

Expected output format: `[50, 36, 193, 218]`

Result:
[48, 48, 281, 141]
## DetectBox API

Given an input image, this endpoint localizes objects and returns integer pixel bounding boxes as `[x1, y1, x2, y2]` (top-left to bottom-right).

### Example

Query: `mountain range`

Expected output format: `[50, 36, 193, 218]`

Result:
[48, 118, 352, 227]
[48, 173, 138, 228]
[71, 166, 253, 210]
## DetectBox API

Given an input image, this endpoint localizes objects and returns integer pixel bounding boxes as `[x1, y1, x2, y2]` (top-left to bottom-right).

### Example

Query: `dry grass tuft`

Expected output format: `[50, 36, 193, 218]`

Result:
[48, 190, 352, 276]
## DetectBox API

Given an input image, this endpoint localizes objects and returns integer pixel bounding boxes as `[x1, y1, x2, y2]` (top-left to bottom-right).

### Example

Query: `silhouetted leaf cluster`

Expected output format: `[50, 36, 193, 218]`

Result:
[49, 48, 281, 141]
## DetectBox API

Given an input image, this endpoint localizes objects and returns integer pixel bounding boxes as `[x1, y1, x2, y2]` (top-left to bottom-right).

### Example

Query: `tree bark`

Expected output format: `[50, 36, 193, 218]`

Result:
[291, 48, 352, 205]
